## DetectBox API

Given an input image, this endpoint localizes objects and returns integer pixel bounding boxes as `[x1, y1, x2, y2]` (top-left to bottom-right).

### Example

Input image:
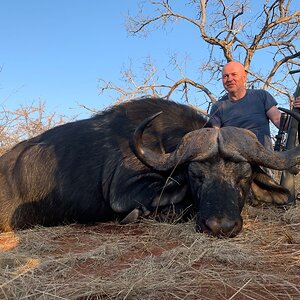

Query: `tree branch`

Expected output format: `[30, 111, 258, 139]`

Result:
[165, 77, 216, 103]
[263, 51, 300, 89]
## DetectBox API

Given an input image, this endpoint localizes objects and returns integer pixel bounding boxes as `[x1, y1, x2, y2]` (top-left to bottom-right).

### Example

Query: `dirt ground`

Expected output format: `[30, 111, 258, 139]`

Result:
[0, 203, 300, 300]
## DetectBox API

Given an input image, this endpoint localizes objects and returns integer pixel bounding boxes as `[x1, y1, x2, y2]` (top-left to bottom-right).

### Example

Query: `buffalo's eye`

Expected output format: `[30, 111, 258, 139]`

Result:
[189, 174, 205, 187]
[235, 163, 252, 184]
[237, 174, 252, 185]
[189, 167, 205, 182]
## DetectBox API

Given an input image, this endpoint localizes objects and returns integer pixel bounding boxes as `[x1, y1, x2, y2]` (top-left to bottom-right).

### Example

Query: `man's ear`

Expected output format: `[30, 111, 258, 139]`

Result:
[243, 70, 247, 86]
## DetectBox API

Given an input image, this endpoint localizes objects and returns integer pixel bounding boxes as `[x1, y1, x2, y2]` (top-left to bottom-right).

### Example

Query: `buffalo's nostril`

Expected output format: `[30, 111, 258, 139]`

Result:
[205, 218, 221, 235]
[220, 219, 237, 233]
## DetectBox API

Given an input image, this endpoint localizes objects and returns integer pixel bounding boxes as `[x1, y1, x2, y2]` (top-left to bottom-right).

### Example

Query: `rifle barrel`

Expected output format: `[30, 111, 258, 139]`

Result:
[289, 69, 300, 75]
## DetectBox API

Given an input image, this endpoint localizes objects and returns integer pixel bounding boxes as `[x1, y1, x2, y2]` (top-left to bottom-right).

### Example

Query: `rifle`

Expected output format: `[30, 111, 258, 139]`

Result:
[274, 112, 288, 151]
[278, 69, 300, 204]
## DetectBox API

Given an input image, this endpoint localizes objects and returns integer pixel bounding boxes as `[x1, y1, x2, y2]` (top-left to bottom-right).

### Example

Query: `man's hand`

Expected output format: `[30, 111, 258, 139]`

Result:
[293, 96, 300, 108]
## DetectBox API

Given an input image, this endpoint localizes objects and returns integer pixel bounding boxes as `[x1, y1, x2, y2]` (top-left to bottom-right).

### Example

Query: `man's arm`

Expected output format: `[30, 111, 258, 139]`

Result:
[266, 106, 282, 129]
[267, 96, 300, 129]
[209, 103, 222, 128]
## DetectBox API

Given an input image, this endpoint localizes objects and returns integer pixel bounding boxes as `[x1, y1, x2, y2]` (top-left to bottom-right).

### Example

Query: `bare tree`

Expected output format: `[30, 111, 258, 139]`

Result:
[0, 101, 70, 156]
[99, 0, 300, 111]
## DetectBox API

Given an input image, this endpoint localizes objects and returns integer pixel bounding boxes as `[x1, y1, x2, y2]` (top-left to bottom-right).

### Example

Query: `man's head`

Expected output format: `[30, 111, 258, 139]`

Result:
[222, 61, 247, 100]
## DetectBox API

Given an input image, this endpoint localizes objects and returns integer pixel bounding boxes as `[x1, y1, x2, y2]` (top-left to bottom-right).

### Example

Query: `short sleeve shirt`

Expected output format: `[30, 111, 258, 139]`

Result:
[209, 89, 277, 147]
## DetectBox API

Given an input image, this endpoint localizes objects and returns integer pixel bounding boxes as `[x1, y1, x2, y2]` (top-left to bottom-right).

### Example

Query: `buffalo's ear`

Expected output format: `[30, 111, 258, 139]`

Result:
[250, 167, 290, 206]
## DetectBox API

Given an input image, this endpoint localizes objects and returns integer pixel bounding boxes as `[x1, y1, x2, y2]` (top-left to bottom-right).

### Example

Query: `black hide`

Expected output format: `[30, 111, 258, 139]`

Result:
[0, 98, 208, 231]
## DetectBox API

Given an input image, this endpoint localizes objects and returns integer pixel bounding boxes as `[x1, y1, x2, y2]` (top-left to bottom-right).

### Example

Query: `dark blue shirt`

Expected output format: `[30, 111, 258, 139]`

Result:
[209, 89, 277, 147]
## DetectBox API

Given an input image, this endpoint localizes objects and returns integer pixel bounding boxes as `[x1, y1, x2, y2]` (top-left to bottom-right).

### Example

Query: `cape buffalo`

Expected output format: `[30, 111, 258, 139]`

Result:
[0, 98, 299, 237]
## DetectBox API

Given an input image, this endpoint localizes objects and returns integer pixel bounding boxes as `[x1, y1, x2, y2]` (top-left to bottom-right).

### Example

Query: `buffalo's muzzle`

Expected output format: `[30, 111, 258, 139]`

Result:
[196, 216, 243, 238]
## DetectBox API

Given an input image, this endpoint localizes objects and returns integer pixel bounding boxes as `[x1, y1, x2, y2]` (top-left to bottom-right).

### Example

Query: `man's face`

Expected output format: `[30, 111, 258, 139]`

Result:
[222, 63, 247, 95]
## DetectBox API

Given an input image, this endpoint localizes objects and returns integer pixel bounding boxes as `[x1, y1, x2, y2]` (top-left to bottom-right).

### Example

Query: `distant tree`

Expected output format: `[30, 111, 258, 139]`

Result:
[99, 0, 300, 112]
[0, 101, 69, 156]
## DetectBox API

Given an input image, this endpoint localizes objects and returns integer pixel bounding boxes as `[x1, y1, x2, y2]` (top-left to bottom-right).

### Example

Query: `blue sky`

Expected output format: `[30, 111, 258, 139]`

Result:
[0, 1, 207, 119]
[1, 1, 299, 120]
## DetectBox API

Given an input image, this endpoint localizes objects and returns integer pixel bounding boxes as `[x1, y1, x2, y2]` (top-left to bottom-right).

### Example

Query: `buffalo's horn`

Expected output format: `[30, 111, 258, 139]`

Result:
[132, 111, 165, 169]
[132, 113, 219, 171]
[218, 127, 300, 170]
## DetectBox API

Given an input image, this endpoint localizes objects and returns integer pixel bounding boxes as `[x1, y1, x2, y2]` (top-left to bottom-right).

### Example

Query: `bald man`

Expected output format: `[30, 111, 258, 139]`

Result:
[210, 61, 286, 150]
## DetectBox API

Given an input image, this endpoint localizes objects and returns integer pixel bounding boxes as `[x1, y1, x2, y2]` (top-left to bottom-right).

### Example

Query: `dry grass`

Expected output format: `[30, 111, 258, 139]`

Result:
[0, 204, 300, 300]
[0, 104, 299, 299]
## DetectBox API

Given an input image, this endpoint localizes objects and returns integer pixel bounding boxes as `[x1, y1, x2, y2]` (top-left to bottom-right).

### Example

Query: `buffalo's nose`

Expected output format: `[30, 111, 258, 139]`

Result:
[205, 217, 242, 238]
